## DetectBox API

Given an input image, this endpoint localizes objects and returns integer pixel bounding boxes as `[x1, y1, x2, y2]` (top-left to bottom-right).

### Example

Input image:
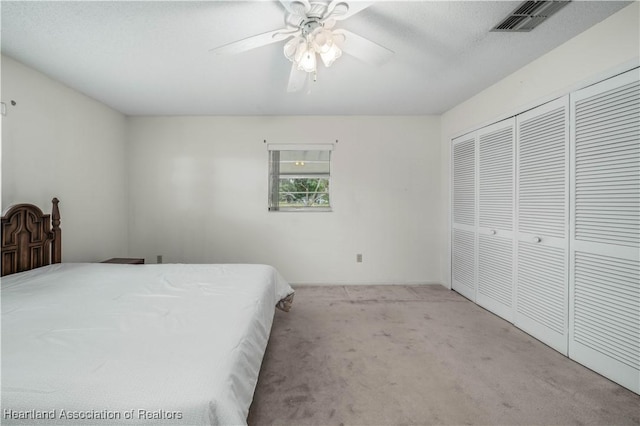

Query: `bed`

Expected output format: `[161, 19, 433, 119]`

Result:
[1, 198, 294, 425]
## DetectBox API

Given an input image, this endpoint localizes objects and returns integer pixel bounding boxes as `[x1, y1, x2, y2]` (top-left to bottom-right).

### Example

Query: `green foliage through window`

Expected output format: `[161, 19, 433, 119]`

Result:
[278, 178, 330, 207]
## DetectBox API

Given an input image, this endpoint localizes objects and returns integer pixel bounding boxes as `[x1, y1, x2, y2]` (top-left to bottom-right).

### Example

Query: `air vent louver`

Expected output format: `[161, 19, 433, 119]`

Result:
[492, 1, 570, 32]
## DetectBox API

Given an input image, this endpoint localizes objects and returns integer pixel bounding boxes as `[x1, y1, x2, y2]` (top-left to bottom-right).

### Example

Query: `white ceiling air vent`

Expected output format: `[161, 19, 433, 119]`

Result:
[492, 1, 570, 32]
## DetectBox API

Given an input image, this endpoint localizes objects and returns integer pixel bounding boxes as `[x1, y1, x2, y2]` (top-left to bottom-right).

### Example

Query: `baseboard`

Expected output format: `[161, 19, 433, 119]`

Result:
[289, 281, 445, 287]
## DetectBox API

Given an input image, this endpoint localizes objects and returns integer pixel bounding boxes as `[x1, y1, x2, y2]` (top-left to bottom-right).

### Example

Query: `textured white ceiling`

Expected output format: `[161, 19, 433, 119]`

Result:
[0, 1, 632, 115]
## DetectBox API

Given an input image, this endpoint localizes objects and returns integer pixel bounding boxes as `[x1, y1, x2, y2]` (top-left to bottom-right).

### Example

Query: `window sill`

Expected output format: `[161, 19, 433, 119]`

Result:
[269, 207, 332, 212]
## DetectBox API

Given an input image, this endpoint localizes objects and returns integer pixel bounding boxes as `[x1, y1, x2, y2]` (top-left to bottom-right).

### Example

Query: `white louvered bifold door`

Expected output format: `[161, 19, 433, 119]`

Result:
[477, 119, 515, 321]
[452, 133, 477, 301]
[569, 68, 640, 393]
[516, 96, 570, 355]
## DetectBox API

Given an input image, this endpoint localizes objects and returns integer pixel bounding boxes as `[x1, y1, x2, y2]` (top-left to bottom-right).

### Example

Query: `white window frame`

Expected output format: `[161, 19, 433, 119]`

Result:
[267, 143, 334, 212]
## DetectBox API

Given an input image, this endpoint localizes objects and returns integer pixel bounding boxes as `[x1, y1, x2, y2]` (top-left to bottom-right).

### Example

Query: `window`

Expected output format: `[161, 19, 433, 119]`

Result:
[268, 144, 333, 211]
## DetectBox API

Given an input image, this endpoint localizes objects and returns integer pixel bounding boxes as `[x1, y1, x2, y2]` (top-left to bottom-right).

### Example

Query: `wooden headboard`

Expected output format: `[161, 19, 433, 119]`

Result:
[1, 198, 61, 276]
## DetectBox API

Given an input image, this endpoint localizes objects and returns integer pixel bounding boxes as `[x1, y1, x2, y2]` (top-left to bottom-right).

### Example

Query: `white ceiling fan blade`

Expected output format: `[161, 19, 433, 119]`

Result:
[324, 1, 372, 21]
[210, 28, 298, 55]
[333, 29, 393, 66]
[279, 0, 311, 16]
[287, 63, 308, 92]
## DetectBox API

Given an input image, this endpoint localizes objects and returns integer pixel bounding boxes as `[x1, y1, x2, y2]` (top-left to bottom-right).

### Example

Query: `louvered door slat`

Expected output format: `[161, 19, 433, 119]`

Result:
[577, 141, 638, 157]
[453, 228, 475, 290]
[516, 97, 569, 355]
[575, 295, 638, 327]
[570, 68, 640, 394]
[453, 137, 476, 227]
[476, 119, 515, 321]
[574, 252, 639, 370]
[518, 105, 567, 238]
[479, 124, 514, 230]
[517, 243, 567, 335]
[574, 80, 639, 247]
[576, 152, 639, 167]
[576, 129, 637, 146]
[478, 235, 513, 307]
[576, 82, 639, 110]
[452, 133, 477, 301]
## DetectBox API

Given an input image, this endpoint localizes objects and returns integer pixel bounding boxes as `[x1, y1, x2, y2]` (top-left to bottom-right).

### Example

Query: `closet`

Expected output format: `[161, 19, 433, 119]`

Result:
[452, 133, 476, 302]
[515, 97, 569, 355]
[477, 119, 515, 322]
[569, 70, 639, 393]
[450, 68, 639, 393]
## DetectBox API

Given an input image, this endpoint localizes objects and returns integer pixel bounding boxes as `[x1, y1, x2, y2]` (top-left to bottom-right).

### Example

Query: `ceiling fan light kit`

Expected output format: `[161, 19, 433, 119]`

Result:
[284, 25, 343, 72]
[210, 0, 394, 92]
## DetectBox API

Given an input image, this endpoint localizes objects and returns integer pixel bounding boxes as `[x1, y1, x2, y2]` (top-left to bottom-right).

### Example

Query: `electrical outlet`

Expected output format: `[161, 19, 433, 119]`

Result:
[356, 253, 363, 263]
[157, 255, 163, 264]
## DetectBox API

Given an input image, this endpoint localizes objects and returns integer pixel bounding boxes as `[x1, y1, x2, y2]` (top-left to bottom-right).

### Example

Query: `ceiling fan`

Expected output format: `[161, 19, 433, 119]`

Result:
[210, 0, 394, 92]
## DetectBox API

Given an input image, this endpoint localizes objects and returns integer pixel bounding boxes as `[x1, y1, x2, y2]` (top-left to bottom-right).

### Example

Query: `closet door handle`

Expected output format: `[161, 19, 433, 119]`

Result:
[490, 230, 497, 235]
[533, 237, 542, 243]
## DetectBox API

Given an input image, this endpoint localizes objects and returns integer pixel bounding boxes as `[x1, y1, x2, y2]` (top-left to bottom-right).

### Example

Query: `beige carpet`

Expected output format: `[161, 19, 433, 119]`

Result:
[248, 285, 640, 425]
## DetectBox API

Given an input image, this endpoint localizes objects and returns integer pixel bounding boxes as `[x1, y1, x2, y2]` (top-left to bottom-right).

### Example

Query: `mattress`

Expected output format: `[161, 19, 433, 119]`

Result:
[1, 263, 294, 425]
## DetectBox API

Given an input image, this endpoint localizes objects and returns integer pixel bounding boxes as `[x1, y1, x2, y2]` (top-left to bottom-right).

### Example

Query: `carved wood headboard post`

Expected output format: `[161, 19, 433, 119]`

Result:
[51, 198, 61, 264]
[1, 197, 62, 276]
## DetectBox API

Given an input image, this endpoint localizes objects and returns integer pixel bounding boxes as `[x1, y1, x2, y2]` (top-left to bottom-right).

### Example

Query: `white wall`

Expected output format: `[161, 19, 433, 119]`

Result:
[438, 2, 640, 288]
[6, 2, 636, 284]
[1, 55, 129, 262]
[127, 115, 441, 285]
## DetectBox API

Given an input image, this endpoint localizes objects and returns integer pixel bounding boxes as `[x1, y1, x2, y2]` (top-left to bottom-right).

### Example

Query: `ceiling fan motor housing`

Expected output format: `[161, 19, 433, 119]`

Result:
[302, 19, 322, 36]
[210, 0, 392, 92]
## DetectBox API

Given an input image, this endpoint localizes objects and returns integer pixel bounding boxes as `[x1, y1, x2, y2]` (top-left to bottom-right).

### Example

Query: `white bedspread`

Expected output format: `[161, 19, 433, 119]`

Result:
[1, 263, 293, 425]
